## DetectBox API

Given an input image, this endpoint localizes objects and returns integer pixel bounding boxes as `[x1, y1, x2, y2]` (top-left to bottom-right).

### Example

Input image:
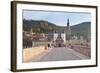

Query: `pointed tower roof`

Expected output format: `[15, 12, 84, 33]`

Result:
[67, 18, 70, 30]
[67, 18, 69, 27]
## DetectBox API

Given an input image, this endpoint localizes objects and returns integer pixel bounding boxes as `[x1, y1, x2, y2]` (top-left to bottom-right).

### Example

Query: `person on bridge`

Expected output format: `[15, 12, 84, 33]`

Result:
[44, 45, 48, 50]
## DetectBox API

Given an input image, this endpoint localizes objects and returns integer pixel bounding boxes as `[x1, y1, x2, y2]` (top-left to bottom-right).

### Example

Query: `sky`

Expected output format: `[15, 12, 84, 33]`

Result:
[23, 10, 91, 26]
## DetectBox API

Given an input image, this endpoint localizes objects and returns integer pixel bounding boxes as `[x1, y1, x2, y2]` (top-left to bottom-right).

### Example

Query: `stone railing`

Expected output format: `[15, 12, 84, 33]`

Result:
[69, 44, 91, 58]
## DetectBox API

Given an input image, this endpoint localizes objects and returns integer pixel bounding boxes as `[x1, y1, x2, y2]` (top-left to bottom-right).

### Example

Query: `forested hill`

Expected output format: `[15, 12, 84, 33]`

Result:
[23, 19, 91, 38]
[71, 22, 91, 38]
[23, 19, 61, 33]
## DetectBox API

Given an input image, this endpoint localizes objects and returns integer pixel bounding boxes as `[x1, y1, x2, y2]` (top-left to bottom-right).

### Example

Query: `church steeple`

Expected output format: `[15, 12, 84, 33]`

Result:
[67, 18, 69, 26]
[66, 18, 71, 41]
[67, 18, 70, 30]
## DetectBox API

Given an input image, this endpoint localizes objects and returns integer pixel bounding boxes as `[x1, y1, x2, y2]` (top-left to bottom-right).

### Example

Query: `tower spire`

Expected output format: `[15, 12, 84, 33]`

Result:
[66, 18, 71, 41]
[67, 18, 69, 27]
[67, 18, 70, 30]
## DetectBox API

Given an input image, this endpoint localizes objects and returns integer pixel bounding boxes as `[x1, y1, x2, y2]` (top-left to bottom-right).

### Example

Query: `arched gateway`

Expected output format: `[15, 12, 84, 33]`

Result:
[53, 18, 71, 47]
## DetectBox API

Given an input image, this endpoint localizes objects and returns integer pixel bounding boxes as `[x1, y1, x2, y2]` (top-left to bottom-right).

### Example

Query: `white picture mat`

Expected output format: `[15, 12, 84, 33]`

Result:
[16, 3, 96, 69]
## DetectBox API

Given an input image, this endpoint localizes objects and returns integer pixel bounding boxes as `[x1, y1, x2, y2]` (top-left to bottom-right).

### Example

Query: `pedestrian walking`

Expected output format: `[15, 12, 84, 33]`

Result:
[44, 45, 48, 50]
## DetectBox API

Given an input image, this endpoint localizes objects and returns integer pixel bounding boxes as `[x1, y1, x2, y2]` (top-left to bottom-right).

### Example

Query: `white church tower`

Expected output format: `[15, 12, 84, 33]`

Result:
[53, 31, 58, 41]
[61, 32, 66, 44]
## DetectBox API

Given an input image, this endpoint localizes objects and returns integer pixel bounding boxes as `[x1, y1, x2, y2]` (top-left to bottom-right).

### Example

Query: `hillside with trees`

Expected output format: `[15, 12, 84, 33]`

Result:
[23, 19, 91, 38]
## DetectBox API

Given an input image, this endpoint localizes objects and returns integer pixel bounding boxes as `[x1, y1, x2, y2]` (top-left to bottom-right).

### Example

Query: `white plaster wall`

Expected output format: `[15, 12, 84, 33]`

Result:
[54, 33, 58, 41]
[61, 33, 66, 43]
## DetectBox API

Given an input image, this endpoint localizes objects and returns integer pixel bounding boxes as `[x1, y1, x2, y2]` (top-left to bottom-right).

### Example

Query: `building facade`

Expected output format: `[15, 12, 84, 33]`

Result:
[53, 18, 71, 47]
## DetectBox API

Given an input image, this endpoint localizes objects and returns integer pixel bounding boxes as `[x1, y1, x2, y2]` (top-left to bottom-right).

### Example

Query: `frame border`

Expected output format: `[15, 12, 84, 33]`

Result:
[11, 1, 98, 72]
